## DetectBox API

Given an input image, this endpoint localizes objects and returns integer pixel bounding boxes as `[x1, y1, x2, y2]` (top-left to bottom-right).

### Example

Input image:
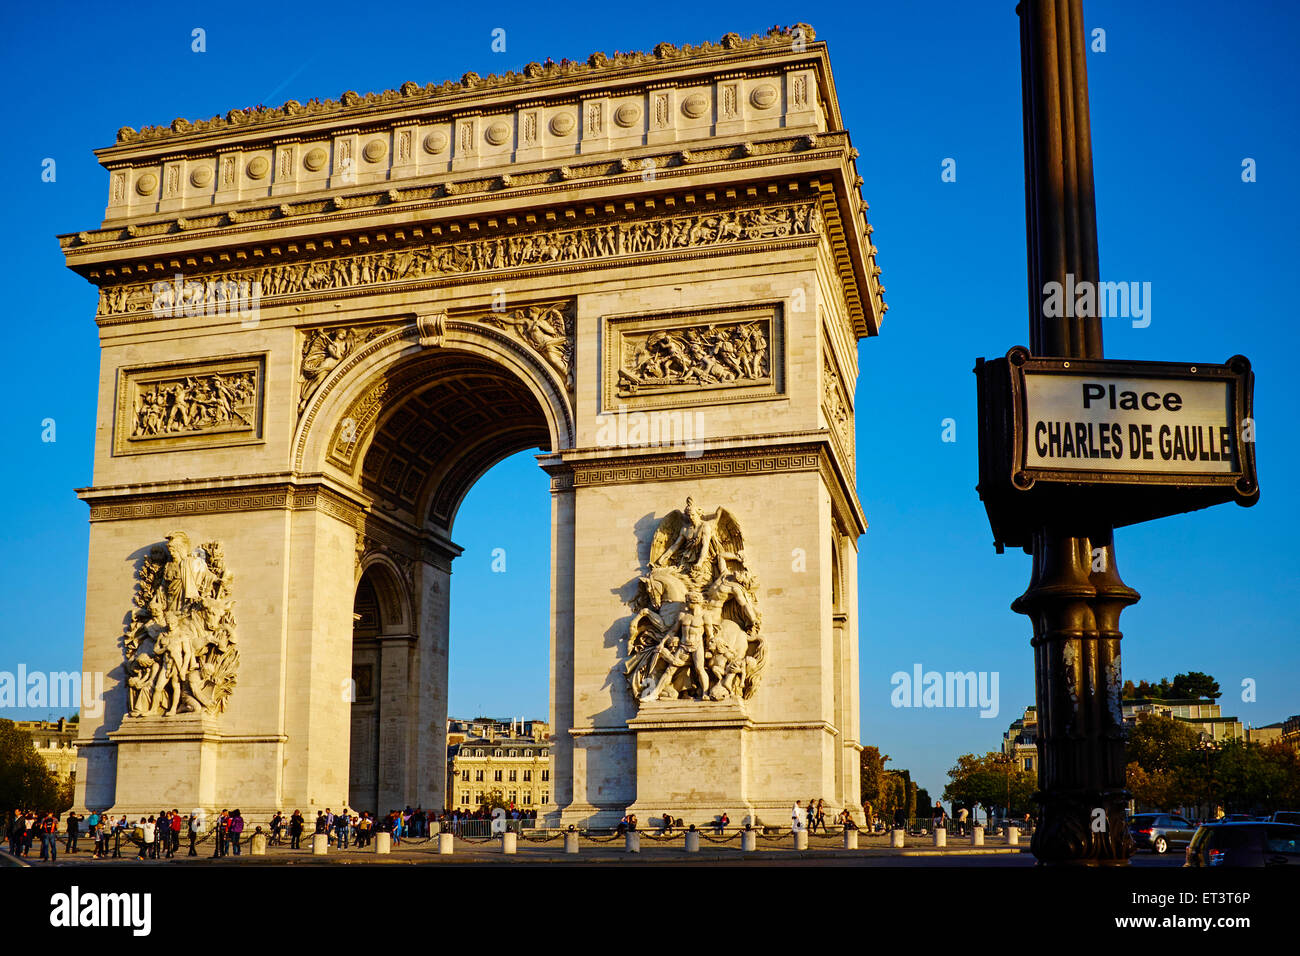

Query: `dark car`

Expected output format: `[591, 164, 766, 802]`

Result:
[1185, 822, 1300, 867]
[1130, 813, 1197, 853]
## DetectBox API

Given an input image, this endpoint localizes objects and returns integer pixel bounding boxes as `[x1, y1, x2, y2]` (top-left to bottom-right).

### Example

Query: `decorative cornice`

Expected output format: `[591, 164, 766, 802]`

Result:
[80, 477, 366, 524]
[107, 26, 817, 149]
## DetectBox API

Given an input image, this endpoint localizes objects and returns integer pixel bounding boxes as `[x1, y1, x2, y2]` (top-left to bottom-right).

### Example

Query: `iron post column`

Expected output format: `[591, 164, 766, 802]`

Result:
[1014, 0, 1138, 864]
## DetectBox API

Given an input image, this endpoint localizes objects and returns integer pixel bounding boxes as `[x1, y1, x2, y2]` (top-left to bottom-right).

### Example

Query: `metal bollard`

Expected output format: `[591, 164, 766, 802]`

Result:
[843, 829, 858, 850]
[438, 832, 454, 855]
[793, 830, 808, 851]
[934, 827, 947, 847]
[1007, 826, 1020, 846]
[741, 829, 757, 852]
[250, 831, 267, 856]
[502, 832, 517, 855]
[312, 833, 328, 855]
[972, 825, 984, 846]
[564, 830, 579, 854]
[890, 828, 905, 848]
[375, 832, 391, 854]
[625, 831, 641, 853]
[684, 830, 700, 853]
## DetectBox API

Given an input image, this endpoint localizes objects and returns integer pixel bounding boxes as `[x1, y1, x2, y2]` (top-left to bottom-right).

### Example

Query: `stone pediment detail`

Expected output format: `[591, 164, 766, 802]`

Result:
[112, 26, 816, 146]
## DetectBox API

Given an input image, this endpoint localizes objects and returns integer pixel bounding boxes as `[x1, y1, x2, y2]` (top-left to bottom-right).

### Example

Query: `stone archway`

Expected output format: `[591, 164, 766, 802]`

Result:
[63, 27, 885, 827]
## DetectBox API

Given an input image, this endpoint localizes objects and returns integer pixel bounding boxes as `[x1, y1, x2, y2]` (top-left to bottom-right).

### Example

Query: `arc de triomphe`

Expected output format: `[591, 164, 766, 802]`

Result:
[60, 25, 886, 827]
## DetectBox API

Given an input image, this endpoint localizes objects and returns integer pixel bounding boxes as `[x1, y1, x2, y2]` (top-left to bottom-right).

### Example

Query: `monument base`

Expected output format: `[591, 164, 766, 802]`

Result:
[94, 715, 284, 819]
[624, 698, 756, 828]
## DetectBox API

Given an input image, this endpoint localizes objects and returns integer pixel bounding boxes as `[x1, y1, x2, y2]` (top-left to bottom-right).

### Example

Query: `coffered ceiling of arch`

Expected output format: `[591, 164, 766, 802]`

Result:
[349, 352, 549, 528]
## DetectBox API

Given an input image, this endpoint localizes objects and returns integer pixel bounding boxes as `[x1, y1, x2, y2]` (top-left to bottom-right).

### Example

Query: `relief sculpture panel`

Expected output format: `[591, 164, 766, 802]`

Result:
[114, 355, 265, 456]
[604, 303, 783, 411]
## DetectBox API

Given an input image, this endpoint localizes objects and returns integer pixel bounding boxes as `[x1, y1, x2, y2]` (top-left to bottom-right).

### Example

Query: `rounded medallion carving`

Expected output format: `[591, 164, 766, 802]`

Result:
[303, 147, 328, 172]
[189, 165, 213, 188]
[549, 112, 576, 137]
[246, 156, 270, 180]
[423, 130, 448, 155]
[681, 93, 709, 119]
[614, 103, 641, 128]
[485, 121, 511, 146]
[750, 84, 778, 110]
[363, 138, 387, 163]
[135, 172, 158, 196]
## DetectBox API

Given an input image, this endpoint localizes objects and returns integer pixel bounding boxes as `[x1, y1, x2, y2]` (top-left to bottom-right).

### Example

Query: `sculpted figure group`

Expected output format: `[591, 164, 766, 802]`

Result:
[624, 498, 765, 704]
[123, 532, 239, 718]
[619, 321, 769, 394]
[131, 372, 255, 438]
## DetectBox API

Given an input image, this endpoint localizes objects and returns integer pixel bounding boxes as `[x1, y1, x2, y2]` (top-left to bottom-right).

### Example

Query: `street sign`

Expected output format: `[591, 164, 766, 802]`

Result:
[976, 347, 1258, 550]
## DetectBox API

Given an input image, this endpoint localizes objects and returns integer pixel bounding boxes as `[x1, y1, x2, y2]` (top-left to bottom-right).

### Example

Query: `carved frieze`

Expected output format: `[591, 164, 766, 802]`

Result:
[122, 532, 239, 718]
[603, 302, 784, 411]
[95, 200, 822, 318]
[114, 355, 265, 456]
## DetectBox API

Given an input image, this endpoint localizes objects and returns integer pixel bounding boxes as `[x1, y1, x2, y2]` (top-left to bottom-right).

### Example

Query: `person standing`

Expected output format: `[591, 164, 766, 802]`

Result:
[138, 817, 155, 861]
[791, 800, 803, 832]
[334, 808, 349, 849]
[187, 813, 199, 856]
[814, 799, 826, 833]
[38, 813, 58, 862]
[6, 809, 22, 856]
[270, 811, 283, 847]
[64, 812, 80, 854]
[213, 810, 229, 858]
[957, 805, 969, 836]
[23, 812, 37, 856]
[228, 810, 244, 855]
[290, 810, 304, 850]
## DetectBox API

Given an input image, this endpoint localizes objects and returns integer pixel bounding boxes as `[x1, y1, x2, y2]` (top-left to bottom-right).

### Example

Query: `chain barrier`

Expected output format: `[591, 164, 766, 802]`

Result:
[699, 831, 742, 844]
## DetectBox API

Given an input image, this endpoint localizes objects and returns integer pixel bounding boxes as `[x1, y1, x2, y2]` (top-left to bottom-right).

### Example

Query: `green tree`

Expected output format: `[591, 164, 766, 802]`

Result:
[1127, 712, 1199, 775]
[1170, 671, 1221, 700]
[859, 746, 889, 810]
[916, 787, 933, 815]
[943, 753, 1035, 818]
[0, 719, 68, 814]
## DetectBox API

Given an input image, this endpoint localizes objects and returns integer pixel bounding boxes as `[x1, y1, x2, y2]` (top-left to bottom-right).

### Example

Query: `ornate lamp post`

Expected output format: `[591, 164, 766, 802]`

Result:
[1013, 0, 1136, 864]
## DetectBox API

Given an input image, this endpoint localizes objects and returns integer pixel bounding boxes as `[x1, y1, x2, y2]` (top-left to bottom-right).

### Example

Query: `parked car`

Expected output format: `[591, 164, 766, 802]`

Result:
[1130, 813, 1197, 853]
[1270, 811, 1300, 826]
[1185, 822, 1300, 867]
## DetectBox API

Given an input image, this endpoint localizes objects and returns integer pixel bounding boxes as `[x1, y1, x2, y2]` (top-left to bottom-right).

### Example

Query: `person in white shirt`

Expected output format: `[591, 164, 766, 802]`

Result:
[138, 817, 156, 860]
[791, 801, 804, 832]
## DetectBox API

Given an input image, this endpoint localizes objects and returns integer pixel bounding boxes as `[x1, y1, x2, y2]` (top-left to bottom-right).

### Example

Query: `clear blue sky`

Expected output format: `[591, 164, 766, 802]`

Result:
[1, 1, 1296, 802]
